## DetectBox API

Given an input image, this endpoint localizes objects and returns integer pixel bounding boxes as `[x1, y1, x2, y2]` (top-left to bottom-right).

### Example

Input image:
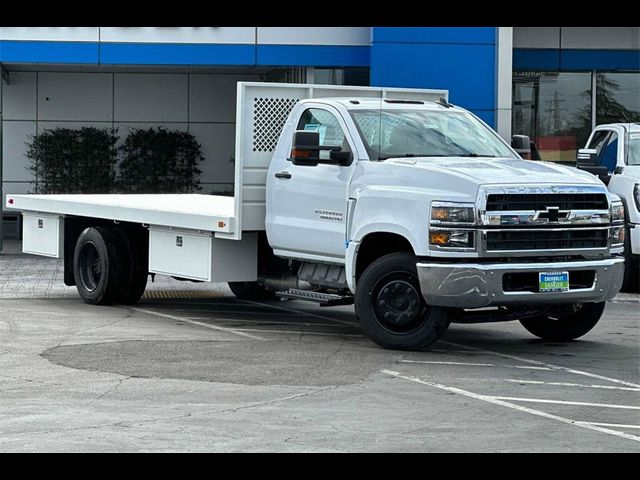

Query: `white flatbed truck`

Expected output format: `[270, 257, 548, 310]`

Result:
[6, 82, 626, 350]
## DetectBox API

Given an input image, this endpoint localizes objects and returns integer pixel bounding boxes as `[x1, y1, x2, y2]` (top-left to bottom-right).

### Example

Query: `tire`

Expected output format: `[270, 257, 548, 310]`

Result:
[519, 302, 606, 341]
[73, 227, 124, 305]
[228, 281, 277, 301]
[355, 252, 451, 351]
[111, 228, 148, 305]
[621, 225, 639, 293]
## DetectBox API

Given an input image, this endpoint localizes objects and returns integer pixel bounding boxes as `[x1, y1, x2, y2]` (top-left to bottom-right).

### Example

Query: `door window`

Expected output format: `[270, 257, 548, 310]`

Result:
[297, 108, 350, 160]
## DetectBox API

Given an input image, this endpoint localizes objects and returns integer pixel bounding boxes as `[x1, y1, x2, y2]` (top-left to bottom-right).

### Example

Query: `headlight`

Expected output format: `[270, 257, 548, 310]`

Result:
[611, 201, 625, 224]
[431, 202, 476, 225]
[634, 184, 640, 212]
[429, 228, 475, 249]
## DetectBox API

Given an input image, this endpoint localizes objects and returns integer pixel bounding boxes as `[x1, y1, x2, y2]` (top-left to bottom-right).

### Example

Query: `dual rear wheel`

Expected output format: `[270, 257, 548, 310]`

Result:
[73, 226, 148, 305]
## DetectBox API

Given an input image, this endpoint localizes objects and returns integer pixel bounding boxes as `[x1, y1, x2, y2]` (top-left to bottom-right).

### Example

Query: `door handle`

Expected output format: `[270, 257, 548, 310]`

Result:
[275, 171, 292, 179]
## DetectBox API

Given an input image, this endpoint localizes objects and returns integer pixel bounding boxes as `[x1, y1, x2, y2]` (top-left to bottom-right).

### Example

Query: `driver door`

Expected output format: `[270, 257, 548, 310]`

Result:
[267, 105, 356, 262]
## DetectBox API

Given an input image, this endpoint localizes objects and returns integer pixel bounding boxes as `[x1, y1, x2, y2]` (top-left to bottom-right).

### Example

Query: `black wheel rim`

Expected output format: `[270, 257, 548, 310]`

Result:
[78, 241, 102, 292]
[370, 271, 428, 334]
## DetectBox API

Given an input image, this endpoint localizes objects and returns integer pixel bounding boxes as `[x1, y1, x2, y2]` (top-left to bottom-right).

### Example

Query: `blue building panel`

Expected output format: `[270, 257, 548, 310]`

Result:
[514, 48, 640, 71]
[561, 49, 640, 71]
[512, 49, 561, 71]
[369, 27, 499, 128]
[372, 27, 496, 45]
[256, 45, 370, 67]
[371, 42, 496, 111]
[99, 43, 256, 66]
[0, 40, 99, 64]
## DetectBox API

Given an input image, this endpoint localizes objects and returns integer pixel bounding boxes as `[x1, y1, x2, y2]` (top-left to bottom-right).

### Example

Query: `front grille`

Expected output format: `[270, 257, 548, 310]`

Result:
[486, 193, 608, 211]
[486, 229, 608, 251]
[503, 270, 596, 292]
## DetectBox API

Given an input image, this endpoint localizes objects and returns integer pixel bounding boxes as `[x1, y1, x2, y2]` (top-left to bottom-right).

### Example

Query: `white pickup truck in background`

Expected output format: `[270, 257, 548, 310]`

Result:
[577, 122, 640, 291]
[6, 82, 626, 350]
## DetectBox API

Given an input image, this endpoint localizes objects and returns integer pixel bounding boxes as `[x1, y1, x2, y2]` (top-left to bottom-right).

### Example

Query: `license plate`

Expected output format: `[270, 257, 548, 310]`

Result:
[539, 271, 569, 293]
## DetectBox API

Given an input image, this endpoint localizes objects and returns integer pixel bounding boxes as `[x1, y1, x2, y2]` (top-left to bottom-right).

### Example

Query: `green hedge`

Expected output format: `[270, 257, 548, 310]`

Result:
[26, 126, 204, 194]
[118, 127, 203, 194]
[27, 127, 119, 194]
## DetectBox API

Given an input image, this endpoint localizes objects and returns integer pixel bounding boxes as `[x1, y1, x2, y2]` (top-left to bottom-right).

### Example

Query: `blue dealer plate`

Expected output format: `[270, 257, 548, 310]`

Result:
[539, 271, 570, 293]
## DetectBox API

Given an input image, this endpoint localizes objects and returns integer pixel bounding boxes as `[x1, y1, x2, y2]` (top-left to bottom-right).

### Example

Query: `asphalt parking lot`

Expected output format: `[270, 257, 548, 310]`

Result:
[0, 247, 639, 452]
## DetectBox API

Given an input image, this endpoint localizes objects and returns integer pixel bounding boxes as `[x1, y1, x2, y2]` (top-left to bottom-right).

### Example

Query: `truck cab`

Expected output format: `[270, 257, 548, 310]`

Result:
[577, 123, 640, 291]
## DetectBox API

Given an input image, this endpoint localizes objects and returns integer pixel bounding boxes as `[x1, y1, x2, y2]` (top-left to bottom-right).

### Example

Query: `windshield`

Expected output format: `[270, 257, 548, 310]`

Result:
[627, 133, 640, 166]
[350, 109, 517, 161]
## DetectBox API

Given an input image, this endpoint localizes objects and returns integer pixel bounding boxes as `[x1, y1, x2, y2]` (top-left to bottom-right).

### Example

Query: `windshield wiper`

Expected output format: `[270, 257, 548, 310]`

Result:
[456, 153, 496, 158]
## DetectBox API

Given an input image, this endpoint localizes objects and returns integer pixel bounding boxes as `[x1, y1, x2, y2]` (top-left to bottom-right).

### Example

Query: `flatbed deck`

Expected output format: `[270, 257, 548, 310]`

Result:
[6, 194, 235, 234]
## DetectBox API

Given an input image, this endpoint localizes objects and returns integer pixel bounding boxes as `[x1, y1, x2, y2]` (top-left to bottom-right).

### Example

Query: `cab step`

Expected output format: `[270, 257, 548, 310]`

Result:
[276, 288, 354, 307]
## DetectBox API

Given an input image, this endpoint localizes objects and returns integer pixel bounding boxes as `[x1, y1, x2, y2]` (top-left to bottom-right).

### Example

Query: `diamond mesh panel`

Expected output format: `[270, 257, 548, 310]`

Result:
[252, 97, 299, 153]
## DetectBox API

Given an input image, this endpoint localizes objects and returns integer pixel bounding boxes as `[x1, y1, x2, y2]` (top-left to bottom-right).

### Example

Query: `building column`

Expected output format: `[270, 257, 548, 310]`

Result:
[370, 27, 513, 140]
[495, 27, 513, 140]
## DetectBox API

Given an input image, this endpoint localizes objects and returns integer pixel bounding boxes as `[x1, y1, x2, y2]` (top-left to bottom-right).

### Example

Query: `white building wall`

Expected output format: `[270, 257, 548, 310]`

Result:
[0, 27, 371, 46]
[1, 70, 263, 199]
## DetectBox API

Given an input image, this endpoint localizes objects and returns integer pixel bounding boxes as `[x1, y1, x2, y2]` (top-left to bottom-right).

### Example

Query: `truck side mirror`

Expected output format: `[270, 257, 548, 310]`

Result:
[290, 130, 320, 166]
[512, 135, 532, 159]
[576, 148, 611, 185]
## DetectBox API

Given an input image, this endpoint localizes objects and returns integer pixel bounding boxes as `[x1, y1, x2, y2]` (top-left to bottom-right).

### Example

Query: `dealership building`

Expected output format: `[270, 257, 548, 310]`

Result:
[1, 27, 639, 238]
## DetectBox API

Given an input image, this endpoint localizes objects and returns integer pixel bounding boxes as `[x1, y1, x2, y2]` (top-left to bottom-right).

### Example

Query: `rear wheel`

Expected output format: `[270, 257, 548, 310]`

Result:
[355, 252, 451, 351]
[73, 227, 124, 305]
[111, 228, 148, 305]
[228, 281, 277, 301]
[519, 302, 606, 341]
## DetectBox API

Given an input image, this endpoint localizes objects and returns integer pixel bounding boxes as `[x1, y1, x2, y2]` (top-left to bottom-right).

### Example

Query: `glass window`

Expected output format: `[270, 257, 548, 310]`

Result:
[587, 130, 611, 156]
[297, 108, 350, 160]
[596, 73, 640, 125]
[350, 109, 516, 160]
[513, 72, 592, 163]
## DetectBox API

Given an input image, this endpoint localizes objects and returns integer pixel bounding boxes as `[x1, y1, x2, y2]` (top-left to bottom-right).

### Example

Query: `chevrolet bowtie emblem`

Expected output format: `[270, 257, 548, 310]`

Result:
[534, 206, 569, 223]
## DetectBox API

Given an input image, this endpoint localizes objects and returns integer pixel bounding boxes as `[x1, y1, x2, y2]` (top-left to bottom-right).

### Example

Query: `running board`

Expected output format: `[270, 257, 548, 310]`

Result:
[276, 289, 354, 307]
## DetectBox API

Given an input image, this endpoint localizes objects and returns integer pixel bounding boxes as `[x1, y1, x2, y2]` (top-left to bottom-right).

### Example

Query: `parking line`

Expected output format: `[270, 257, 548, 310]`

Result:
[577, 422, 640, 429]
[505, 379, 640, 392]
[490, 396, 640, 410]
[399, 360, 495, 367]
[131, 307, 265, 341]
[441, 340, 640, 389]
[381, 369, 640, 444]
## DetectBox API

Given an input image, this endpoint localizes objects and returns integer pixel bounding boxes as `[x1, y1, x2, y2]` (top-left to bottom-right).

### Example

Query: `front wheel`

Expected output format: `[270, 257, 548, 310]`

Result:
[519, 302, 606, 341]
[355, 252, 451, 351]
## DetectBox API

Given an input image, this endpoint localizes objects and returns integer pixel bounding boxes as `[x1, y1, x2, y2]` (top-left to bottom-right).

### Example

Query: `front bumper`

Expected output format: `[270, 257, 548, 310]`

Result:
[417, 258, 624, 308]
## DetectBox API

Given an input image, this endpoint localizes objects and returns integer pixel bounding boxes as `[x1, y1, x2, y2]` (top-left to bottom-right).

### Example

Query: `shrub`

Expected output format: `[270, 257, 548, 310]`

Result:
[26, 127, 118, 194]
[117, 127, 204, 193]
